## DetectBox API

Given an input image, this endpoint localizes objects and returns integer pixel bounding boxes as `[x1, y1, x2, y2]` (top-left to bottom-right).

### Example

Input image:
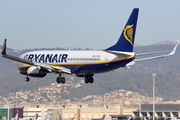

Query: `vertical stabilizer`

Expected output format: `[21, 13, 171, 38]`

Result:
[106, 8, 139, 52]
[33, 114, 38, 120]
[100, 115, 105, 120]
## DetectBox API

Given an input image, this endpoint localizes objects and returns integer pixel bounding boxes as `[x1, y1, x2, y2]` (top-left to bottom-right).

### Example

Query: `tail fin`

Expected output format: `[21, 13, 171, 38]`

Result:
[33, 114, 38, 120]
[15, 113, 18, 120]
[57, 111, 62, 120]
[44, 113, 50, 120]
[101, 115, 106, 120]
[106, 8, 139, 52]
[170, 113, 175, 118]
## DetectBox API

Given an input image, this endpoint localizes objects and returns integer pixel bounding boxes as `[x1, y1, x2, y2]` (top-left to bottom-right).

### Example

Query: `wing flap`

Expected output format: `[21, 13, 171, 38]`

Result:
[51, 65, 72, 74]
[34, 62, 72, 74]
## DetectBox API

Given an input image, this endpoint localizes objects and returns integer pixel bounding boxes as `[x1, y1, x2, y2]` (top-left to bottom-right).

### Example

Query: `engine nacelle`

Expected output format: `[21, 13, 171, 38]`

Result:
[27, 66, 47, 78]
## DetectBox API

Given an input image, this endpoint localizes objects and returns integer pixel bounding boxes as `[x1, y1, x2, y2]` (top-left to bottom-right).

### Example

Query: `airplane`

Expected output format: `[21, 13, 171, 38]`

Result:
[24, 114, 38, 120]
[13, 113, 38, 120]
[1, 8, 179, 84]
[91, 115, 105, 120]
[143, 116, 146, 120]
[24, 113, 49, 120]
[11, 113, 18, 120]
[33, 114, 39, 120]
[170, 113, 180, 120]
[57, 111, 76, 120]
[43, 113, 50, 120]
[128, 116, 131, 120]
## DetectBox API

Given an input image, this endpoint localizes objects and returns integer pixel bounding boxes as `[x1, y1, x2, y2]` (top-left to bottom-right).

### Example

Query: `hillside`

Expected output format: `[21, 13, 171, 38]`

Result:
[0, 42, 180, 102]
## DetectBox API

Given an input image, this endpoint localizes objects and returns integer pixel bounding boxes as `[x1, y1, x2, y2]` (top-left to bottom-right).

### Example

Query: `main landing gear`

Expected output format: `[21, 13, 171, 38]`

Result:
[24, 75, 66, 84]
[56, 74, 66, 84]
[84, 74, 94, 84]
[24, 74, 94, 84]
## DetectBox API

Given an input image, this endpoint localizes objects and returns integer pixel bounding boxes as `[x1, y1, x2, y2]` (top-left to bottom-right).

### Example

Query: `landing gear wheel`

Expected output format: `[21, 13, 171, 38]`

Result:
[84, 77, 89, 83]
[25, 77, 30, 82]
[89, 77, 94, 83]
[56, 74, 66, 84]
[84, 76, 94, 83]
[61, 77, 66, 84]
[56, 77, 61, 83]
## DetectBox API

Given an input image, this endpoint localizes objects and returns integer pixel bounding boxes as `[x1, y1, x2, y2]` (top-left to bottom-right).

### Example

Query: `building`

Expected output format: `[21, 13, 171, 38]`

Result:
[49, 104, 135, 120]
[0, 108, 23, 120]
[0, 104, 136, 120]
[133, 104, 180, 120]
[23, 104, 49, 119]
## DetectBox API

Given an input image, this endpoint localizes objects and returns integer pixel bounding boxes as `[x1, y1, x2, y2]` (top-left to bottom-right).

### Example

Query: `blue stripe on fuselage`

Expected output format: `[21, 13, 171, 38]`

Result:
[71, 57, 133, 74]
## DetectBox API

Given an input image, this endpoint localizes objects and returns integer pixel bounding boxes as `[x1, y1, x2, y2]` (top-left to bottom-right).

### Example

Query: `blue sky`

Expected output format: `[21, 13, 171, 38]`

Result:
[0, 1, 180, 50]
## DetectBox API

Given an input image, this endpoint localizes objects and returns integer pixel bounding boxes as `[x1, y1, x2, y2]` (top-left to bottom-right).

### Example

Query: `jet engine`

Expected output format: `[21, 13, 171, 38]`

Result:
[27, 66, 47, 77]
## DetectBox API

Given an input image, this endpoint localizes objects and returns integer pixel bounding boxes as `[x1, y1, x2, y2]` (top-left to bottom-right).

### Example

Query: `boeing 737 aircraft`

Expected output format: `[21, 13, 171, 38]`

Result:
[1, 8, 179, 84]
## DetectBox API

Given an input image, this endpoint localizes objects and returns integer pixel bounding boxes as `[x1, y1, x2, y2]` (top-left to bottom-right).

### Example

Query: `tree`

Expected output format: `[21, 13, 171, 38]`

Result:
[0, 114, 3, 119]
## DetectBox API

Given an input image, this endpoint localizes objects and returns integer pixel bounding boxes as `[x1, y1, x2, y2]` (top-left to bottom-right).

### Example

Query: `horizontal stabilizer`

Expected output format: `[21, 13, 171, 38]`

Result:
[135, 50, 171, 57]
[134, 40, 179, 62]
[134, 55, 165, 62]
[103, 50, 135, 57]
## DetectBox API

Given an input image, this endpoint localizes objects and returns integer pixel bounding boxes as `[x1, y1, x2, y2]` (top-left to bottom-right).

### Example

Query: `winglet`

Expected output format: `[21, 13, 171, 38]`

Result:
[2, 39, 7, 55]
[168, 40, 179, 56]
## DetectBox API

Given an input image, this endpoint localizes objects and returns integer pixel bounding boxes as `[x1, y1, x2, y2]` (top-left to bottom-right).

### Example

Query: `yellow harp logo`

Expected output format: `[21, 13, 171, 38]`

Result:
[123, 24, 134, 45]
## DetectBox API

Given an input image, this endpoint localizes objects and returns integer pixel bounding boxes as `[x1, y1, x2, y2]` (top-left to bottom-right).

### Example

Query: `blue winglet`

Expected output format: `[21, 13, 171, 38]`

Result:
[106, 8, 139, 52]
[2, 39, 7, 55]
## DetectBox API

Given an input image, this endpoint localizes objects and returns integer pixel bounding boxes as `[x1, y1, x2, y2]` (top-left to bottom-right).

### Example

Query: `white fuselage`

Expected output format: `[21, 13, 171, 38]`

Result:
[17, 50, 134, 75]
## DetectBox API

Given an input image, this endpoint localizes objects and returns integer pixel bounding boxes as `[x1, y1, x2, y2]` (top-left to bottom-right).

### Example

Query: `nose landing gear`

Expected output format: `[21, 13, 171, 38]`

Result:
[25, 76, 30, 82]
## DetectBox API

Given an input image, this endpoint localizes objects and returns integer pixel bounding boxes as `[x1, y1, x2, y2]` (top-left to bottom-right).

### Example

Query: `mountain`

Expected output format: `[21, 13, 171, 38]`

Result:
[0, 42, 180, 102]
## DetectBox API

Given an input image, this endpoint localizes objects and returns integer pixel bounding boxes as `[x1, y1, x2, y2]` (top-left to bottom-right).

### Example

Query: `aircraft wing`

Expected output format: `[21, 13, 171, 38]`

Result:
[34, 62, 72, 74]
[134, 40, 179, 62]
[1, 39, 72, 74]
[125, 40, 179, 68]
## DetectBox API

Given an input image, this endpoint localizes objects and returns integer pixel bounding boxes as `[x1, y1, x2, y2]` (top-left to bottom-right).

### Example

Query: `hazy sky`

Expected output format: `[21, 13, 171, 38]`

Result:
[0, 1, 180, 50]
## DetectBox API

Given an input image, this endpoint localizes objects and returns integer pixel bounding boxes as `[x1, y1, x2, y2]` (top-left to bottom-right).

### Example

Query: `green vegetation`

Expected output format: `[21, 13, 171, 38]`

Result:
[0, 114, 2, 119]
